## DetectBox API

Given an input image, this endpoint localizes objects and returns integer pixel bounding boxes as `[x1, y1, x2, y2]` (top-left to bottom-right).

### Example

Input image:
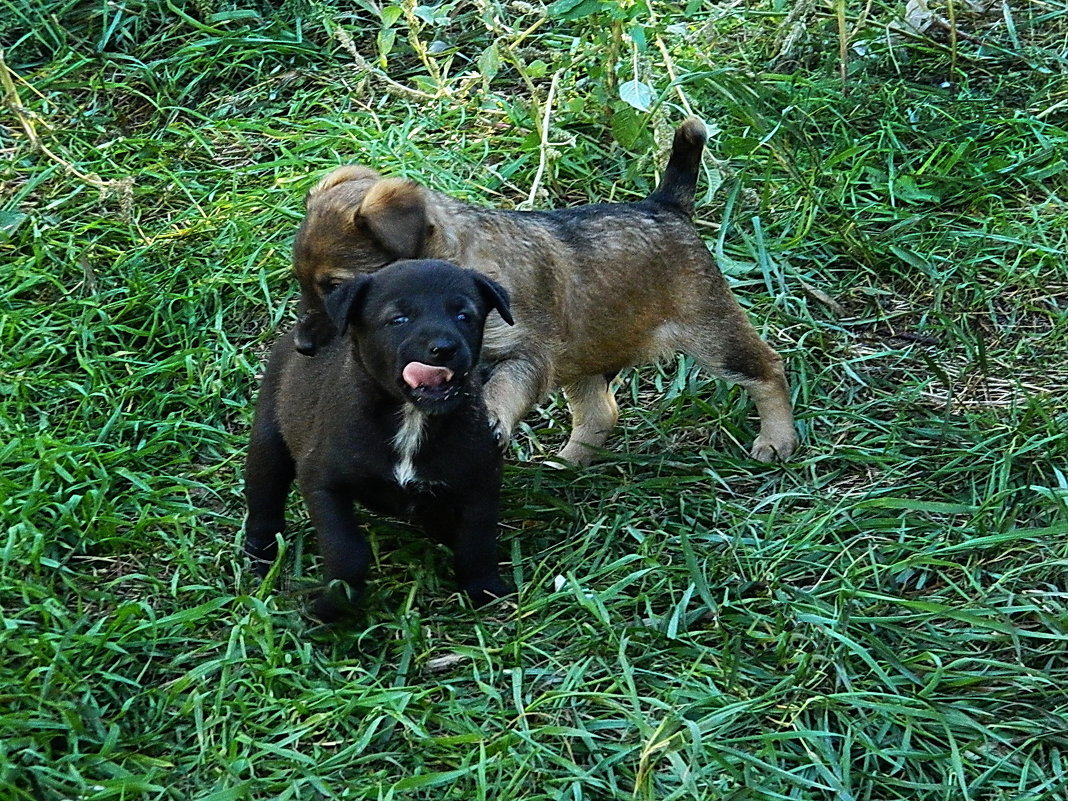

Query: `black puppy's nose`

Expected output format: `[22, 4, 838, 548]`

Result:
[427, 338, 458, 362]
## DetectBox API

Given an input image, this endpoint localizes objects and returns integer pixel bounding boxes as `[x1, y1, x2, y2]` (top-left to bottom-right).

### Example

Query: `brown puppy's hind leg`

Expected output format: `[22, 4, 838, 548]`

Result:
[557, 374, 619, 465]
[682, 311, 798, 462]
[733, 347, 798, 462]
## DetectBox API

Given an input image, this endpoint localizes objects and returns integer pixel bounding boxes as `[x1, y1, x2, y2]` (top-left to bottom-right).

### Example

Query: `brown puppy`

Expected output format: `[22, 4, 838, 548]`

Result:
[290, 118, 798, 465]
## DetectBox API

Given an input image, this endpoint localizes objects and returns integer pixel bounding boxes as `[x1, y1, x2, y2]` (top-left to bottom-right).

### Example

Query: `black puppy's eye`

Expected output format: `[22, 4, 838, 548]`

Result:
[455, 311, 471, 322]
[388, 315, 410, 326]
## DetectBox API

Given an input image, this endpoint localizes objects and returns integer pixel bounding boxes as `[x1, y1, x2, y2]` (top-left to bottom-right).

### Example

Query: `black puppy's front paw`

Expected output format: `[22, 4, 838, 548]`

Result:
[245, 535, 278, 579]
[311, 580, 365, 624]
[248, 558, 273, 580]
[461, 575, 515, 608]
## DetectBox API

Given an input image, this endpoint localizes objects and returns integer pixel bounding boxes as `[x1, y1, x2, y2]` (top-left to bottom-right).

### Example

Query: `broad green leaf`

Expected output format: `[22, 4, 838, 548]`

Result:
[479, 43, 501, 81]
[619, 79, 653, 112]
[377, 28, 396, 60]
[0, 210, 27, 238]
[548, 0, 605, 21]
[611, 106, 644, 148]
[525, 59, 548, 79]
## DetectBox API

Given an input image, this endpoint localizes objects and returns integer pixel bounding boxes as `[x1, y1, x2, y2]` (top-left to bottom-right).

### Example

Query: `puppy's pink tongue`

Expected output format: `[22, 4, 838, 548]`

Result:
[403, 362, 454, 389]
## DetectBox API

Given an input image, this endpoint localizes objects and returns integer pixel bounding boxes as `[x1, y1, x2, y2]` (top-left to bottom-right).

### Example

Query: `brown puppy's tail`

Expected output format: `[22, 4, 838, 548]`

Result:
[647, 117, 707, 216]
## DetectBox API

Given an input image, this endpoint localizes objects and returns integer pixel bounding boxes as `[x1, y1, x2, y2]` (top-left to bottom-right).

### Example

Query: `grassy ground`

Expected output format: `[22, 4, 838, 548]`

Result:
[2, 0, 1067, 798]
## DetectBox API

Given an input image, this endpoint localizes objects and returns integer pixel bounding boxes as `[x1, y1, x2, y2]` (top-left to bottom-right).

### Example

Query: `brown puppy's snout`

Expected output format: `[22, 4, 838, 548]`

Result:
[293, 308, 337, 357]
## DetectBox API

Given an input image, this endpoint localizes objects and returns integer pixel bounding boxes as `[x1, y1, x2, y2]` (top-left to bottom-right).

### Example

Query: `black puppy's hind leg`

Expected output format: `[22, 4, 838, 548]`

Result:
[303, 487, 372, 622]
[244, 410, 295, 578]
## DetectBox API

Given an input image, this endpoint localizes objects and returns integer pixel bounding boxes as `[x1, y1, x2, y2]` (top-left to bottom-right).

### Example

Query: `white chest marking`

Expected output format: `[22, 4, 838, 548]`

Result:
[391, 405, 426, 487]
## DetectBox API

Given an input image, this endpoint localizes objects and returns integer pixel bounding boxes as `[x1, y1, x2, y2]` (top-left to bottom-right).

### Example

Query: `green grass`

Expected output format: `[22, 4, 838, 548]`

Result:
[2, 0, 1067, 798]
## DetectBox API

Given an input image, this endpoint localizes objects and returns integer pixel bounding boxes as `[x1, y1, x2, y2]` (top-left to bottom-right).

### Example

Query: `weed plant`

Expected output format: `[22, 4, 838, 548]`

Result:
[2, 0, 1067, 798]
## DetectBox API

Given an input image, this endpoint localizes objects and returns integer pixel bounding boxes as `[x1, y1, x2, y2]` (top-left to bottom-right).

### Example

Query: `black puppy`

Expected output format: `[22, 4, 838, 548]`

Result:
[243, 258, 515, 621]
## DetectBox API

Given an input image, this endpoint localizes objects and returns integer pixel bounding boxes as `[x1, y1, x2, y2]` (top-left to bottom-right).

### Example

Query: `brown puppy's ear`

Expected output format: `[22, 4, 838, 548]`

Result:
[356, 178, 428, 258]
[470, 272, 514, 326]
[324, 275, 373, 337]
[293, 309, 337, 357]
[306, 166, 381, 207]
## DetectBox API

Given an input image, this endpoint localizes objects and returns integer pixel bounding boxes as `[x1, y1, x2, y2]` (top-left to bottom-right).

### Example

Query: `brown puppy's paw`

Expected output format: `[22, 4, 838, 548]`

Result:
[555, 442, 599, 467]
[487, 411, 511, 452]
[750, 431, 799, 463]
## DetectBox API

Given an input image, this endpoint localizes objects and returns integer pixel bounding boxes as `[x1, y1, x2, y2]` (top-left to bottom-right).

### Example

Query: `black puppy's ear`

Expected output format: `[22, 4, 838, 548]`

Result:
[471, 272, 514, 326]
[324, 275, 373, 337]
[293, 309, 337, 356]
